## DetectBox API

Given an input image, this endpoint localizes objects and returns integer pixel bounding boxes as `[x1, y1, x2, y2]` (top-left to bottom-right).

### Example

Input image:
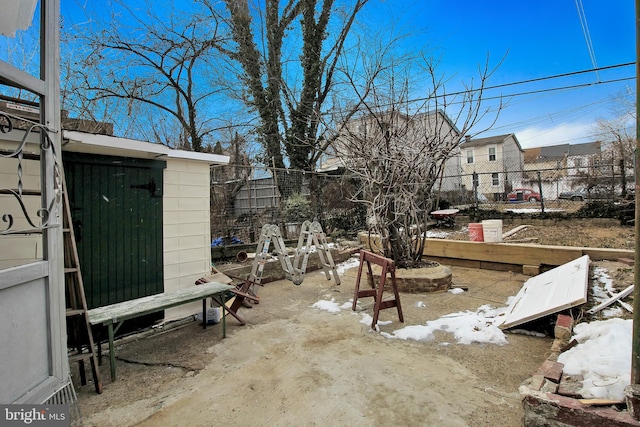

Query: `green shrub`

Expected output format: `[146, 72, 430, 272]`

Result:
[282, 193, 313, 223]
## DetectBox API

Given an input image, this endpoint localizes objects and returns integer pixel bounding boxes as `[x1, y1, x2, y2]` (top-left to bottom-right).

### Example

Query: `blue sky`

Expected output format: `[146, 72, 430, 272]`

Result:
[4, 1, 634, 150]
[367, 0, 636, 148]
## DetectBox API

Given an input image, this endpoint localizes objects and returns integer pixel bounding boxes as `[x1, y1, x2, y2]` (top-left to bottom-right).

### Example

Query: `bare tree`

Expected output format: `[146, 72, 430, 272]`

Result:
[208, 0, 369, 172]
[595, 90, 636, 198]
[64, 1, 230, 151]
[329, 56, 500, 267]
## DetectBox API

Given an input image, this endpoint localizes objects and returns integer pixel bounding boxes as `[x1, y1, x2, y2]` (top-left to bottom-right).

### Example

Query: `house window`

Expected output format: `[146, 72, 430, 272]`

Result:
[466, 150, 474, 164]
[573, 158, 582, 168]
[488, 146, 497, 162]
[491, 173, 499, 186]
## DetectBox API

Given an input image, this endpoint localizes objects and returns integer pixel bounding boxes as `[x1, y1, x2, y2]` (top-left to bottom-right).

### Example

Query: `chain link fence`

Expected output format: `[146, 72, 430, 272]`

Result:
[437, 160, 633, 214]
[210, 164, 366, 245]
[210, 159, 634, 245]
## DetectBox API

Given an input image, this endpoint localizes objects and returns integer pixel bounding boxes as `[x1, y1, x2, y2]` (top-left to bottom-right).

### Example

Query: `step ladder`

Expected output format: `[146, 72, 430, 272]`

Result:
[226, 222, 340, 323]
[62, 177, 103, 393]
[249, 223, 296, 286]
[226, 224, 291, 321]
[293, 220, 340, 285]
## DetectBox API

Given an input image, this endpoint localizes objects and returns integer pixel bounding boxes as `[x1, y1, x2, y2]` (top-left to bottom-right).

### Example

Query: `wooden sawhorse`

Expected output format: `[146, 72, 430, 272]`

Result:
[352, 250, 404, 329]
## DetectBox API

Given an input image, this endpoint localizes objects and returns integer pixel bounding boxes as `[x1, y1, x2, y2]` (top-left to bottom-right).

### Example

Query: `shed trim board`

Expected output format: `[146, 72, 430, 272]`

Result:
[497, 255, 590, 329]
[63, 130, 230, 165]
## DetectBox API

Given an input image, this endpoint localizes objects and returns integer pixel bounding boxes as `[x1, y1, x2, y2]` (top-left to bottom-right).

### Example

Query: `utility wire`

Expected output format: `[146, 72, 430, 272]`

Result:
[410, 63, 634, 104]
[473, 76, 634, 103]
[575, 0, 600, 81]
[481, 62, 632, 92]
[403, 75, 634, 109]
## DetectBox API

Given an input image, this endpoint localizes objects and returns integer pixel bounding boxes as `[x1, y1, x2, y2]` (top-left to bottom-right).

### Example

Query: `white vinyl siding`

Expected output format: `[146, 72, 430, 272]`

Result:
[163, 159, 213, 321]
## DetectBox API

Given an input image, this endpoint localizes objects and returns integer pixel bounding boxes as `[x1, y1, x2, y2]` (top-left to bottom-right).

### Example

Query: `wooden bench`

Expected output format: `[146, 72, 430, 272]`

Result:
[87, 282, 234, 381]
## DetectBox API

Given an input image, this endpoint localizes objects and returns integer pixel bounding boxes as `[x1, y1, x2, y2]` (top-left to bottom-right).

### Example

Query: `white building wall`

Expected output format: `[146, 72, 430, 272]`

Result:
[163, 158, 213, 321]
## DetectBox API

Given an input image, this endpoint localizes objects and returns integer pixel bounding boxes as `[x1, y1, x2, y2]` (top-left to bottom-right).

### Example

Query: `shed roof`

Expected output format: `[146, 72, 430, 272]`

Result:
[63, 130, 230, 165]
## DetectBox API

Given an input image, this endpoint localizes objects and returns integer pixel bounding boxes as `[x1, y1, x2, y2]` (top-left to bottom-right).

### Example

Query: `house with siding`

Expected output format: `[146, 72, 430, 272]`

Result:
[522, 141, 602, 198]
[323, 109, 463, 194]
[459, 133, 524, 201]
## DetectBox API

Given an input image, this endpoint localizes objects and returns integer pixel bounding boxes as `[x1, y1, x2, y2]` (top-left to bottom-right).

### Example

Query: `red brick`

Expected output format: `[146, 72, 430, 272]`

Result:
[536, 360, 564, 383]
[523, 392, 640, 426]
[556, 314, 573, 329]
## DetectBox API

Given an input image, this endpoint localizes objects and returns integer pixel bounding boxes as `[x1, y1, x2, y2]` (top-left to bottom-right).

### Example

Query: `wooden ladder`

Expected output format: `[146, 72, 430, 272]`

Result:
[62, 178, 103, 393]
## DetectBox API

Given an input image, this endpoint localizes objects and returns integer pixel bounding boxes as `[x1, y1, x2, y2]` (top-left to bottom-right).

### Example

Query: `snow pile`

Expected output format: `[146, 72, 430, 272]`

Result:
[557, 318, 632, 401]
[382, 304, 508, 345]
[505, 208, 564, 213]
[591, 267, 627, 318]
[311, 298, 352, 313]
[335, 257, 360, 275]
[425, 229, 452, 239]
[313, 258, 634, 402]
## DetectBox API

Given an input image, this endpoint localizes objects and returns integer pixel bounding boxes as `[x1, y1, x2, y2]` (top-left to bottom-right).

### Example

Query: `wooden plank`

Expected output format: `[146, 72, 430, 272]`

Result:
[502, 225, 531, 239]
[423, 239, 583, 266]
[582, 248, 636, 261]
[87, 282, 234, 325]
[586, 285, 634, 315]
[578, 398, 624, 406]
[522, 265, 540, 276]
[606, 289, 634, 312]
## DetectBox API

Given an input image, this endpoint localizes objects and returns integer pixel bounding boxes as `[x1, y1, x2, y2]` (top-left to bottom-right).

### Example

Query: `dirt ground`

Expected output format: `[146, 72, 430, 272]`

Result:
[70, 222, 635, 427]
[447, 220, 635, 250]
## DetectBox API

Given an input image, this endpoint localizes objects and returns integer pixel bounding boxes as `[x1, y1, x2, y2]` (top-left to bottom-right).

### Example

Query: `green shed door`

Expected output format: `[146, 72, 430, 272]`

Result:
[63, 153, 165, 310]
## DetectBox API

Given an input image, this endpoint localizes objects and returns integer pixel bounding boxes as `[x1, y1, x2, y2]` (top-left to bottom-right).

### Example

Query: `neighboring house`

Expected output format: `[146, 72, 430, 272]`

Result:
[459, 133, 524, 201]
[0, 129, 229, 326]
[522, 142, 601, 199]
[322, 109, 463, 194]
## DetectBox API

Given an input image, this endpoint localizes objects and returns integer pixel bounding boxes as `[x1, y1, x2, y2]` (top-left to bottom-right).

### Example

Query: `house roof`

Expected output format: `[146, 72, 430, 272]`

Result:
[346, 108, 461, 136]
[459, 133, 523, 151]
[63, 130, 230, 165]
[523, 141, 601, 163]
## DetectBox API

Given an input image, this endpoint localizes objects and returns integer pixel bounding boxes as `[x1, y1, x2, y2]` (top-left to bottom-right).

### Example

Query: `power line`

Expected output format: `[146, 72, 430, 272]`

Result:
[475, 76, 635, 103]
[575, 0, 600, 80]
[481, 62, 632, 92]
[411, 63, 635, 104]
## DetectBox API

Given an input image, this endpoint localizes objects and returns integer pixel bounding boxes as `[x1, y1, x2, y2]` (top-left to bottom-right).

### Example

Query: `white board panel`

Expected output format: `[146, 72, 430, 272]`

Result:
[497, 255, 590, 329]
